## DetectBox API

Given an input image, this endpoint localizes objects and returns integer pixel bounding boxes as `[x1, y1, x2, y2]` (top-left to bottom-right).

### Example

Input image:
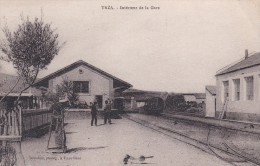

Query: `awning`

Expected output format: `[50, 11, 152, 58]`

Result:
[0, 93, 33, 97]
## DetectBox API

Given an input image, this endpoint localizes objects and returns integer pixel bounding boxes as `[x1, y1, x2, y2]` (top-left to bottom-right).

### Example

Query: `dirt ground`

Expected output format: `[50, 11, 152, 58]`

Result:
[126, 113, 260, 165]
[21, 116, 233, 166]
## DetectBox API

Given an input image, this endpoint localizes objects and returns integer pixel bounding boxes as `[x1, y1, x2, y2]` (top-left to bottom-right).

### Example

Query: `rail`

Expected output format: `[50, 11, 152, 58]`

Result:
[124, 114, 260, 166]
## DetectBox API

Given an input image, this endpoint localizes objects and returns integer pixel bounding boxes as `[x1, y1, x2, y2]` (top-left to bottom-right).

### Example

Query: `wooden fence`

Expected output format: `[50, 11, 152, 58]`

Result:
[22, 109, 52, 132]
[0, 106, 25, 166]
[0, 106, 51, 166]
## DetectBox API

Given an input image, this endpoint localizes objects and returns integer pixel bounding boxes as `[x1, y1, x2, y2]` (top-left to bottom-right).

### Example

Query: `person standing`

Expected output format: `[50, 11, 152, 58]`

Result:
[104, 100, 108, 124]
[108, 100, 112, 124]
[49, 101, 66, 133]
[104, 100, 112, 124]
[91, 102, 98, 126]
[47, 99, 69, 152]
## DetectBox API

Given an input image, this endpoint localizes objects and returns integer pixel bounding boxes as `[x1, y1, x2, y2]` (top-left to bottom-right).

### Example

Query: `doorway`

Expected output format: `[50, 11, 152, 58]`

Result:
[114, 98, 124, 111]
[95, 95, 103, 109]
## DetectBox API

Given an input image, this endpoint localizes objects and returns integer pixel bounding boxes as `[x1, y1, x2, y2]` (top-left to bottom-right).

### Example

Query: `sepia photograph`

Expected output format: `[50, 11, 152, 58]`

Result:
[0, 0, 260, 165]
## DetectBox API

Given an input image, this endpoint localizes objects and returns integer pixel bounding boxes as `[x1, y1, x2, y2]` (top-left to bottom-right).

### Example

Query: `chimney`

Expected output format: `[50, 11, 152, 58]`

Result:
[245, 49, 249, 59]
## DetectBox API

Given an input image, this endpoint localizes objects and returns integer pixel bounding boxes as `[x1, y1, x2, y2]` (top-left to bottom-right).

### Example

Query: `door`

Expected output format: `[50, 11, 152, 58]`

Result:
[114, 98, 124, 110]
[95, 95, 103, 109]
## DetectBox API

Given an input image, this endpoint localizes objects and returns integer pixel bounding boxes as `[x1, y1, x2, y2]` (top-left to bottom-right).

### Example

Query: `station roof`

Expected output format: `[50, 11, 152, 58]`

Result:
[175, 93, 206, 99]
[194, 93, 206, 99]
[123, 88, 168, 101]
[0, 73, 41, 97]
[34, 60, 132, 88]
[216, 52, 260, 76]
[206, 85, 216, 95]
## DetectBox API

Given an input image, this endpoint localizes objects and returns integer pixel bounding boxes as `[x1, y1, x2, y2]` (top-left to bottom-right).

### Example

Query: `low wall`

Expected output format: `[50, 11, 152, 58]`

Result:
[216, 111, 260, 123]
[65, 109, 123, 120]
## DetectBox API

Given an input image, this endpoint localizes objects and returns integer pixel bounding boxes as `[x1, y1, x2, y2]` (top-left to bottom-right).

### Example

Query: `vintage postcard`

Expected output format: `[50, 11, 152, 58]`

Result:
[0, 0, 260, 166]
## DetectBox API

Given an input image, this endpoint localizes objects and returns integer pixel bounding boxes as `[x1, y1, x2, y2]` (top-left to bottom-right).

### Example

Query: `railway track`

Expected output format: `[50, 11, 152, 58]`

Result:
[160, 113, 260, 135]
[122, 114, 260, 166]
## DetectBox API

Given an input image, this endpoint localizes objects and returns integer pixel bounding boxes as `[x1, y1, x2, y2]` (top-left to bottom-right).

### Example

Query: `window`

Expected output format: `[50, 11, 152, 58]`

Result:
[79, 69, 83, 74]
[73, 81, 89, 93]
[245, 76, 254, 100]
[223, 81, 229, 101]
[233, 79, 240, 101]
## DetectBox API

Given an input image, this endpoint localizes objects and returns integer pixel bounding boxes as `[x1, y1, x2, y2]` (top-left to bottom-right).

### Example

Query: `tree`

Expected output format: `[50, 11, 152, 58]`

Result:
[56, 77, 79, 107]
[0, 15, 64, 166]
[165, 94, 187, 112]
[42, 77, 79, 108]
[42, 80, 78, 109]
[0, 16, 64, 103]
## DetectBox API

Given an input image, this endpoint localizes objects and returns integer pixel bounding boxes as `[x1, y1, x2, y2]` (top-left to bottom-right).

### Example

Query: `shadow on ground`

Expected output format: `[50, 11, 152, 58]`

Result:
[24, 123, 72, 138]
[48, 146, 107, 154]
[65, 132, 77, 134]
[65, 146, 108, 153]
[96, 123, 116, 126]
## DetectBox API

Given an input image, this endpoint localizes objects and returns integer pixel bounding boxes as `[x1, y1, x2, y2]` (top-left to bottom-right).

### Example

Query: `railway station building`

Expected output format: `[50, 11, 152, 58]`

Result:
[33, 60, 132, 109]
[216, 50, 260, 122]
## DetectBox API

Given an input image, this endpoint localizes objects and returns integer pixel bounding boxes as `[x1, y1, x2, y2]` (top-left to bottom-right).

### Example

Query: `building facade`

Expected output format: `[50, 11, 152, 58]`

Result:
[34, 60, 132, 109]
[182, 93, 206, 104]
[183, 94, 196, 103]
[205, 86, 216, 117]
[216, 51, 260, 122]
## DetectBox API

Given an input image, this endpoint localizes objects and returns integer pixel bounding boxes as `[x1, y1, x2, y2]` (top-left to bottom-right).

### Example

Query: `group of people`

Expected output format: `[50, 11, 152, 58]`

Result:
[90, 99, 113, 126]
[49, 98, 113, 127]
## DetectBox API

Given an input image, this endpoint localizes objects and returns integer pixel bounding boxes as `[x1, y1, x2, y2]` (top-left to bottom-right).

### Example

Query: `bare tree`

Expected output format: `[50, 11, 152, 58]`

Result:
[0, 15, 64, 103]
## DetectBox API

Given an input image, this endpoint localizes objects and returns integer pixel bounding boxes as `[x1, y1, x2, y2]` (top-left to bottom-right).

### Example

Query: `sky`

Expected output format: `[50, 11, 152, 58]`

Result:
[0, 0, 260, 93]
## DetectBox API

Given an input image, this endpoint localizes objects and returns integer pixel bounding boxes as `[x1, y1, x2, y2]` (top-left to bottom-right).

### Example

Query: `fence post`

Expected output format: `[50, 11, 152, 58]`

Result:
[19, 106, 22, 136]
